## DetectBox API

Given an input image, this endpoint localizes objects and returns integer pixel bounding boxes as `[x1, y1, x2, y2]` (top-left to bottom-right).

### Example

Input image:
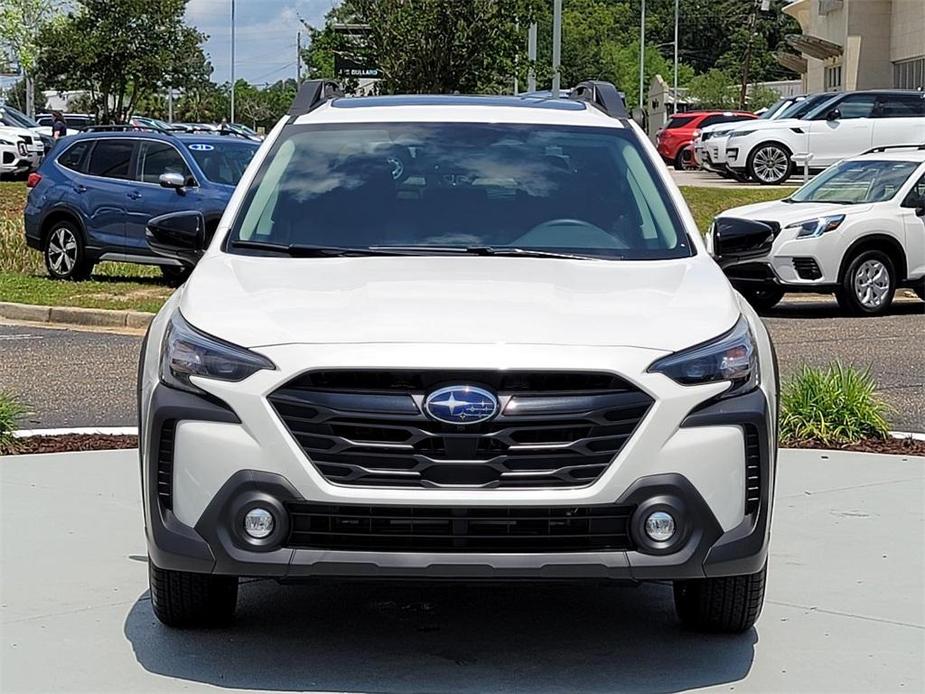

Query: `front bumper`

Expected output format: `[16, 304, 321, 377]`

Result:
[143, 380, 776, 582]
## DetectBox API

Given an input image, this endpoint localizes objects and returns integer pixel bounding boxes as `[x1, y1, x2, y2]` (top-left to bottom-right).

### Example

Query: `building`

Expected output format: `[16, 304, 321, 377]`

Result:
[781, 0, 925, 92]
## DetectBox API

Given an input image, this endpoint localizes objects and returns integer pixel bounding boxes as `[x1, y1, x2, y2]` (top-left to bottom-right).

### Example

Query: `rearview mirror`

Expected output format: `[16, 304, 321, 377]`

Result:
[711, 217, 777, 267]
[146, 210, 205, 268]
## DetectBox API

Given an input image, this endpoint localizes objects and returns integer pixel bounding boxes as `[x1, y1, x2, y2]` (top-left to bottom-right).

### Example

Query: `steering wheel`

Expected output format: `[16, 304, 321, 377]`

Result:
[512, 218, 622, 249]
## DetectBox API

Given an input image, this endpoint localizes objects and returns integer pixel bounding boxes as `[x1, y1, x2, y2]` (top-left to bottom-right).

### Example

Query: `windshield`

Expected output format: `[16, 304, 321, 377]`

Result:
[0, 105, 38, 128]
[230, 123, 692, 260]
[789, 159, 920, 204]
[788, 93, 840, 119]
[760, 98, 790, 120]
[185, 140, 258, 186]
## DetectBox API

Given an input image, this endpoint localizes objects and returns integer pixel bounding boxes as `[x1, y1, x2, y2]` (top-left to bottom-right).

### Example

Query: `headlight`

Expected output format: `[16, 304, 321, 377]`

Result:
[786, 215, 844, 239]
[648, 316, 758, 399]
[727, 130, 755, 139]
[160, 312, 275, 394]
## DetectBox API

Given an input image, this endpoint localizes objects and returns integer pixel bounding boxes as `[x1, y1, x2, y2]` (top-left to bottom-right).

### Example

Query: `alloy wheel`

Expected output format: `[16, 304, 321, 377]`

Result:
[46, 227, 78, 276]
[752, 146, 789, 183]
[853, 259, 890, 309]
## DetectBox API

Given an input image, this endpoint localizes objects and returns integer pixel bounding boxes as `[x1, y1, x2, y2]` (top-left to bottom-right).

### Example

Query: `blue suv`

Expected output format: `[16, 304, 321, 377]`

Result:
[24, 129, 259, 281]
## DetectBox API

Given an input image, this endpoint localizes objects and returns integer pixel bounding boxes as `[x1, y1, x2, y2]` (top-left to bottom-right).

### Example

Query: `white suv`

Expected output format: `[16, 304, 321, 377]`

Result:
[138, 81, 778, 633]
[725, 91, 925, 185]
[710, 145, 925, 314]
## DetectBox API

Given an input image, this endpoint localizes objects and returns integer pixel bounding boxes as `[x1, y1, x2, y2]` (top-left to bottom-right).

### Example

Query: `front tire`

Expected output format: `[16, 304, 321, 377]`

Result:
[741, 286, 784, 312]
[44, 221, 94, 280]
[149, 561, 238, 628]
[673, 564, 767, 633]
[747, 143, 791, 185]
[674, 146, 695, 171]
[836, 250, 896, 316]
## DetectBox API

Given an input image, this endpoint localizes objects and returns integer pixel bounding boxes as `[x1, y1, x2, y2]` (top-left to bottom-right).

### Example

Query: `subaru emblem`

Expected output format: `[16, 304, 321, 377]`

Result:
[424, 385, 499, 425]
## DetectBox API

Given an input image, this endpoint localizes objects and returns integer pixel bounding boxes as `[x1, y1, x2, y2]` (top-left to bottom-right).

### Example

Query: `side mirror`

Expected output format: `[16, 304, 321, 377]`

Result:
[825, 108, 841, 121]
[712, 217, 777, 267]
[159, 172, 187, 196]
[146, 210, 205, 268]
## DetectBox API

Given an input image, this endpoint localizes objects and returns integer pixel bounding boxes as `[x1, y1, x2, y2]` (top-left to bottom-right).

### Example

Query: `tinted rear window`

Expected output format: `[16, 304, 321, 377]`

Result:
[86, 140, 134, 179]
[57, 141, 92, 172]
[665, 115, 695, 129]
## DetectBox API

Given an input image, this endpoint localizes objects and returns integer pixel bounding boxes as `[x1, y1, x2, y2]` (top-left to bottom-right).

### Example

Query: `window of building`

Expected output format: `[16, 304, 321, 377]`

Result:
[893, 57, 925, 91]
[824, 64, 842, 91]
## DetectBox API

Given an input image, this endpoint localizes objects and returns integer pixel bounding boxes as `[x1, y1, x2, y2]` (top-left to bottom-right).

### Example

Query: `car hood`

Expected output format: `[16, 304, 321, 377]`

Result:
[720, 200, 872, 226]
[179, 254, 740, 352]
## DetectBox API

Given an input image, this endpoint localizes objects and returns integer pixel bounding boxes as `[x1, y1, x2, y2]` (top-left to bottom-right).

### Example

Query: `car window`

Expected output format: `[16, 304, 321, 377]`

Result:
[665, 115, 695, 129]
[57, 141, 92, 172]
[789, 159, 920, 204]
[905, 173, 925, 205]
[789, 94, 838, 119]
[86, 139, 135, 179]
[699, 115, 725, 128]
[137, 141, 191, 183]
[185, 140, 257, 186]
[875, 94, 925, 118]
[231, 123, 692, 261]
[65, 117, 92, 129]
[830, 94, 877, 120]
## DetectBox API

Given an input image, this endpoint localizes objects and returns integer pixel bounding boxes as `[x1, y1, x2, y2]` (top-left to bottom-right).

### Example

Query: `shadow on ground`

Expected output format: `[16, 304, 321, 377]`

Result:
[124, 580, 756, 693]
[763, 296, 924, 319]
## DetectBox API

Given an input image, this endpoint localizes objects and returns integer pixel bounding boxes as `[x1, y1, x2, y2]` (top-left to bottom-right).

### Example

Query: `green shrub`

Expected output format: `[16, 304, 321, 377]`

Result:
[0, 391, 28, 454]
[779, 363, 891, 446]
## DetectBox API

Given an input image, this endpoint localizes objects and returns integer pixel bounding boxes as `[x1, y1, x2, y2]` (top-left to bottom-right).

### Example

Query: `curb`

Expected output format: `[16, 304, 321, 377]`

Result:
[13, 426, 138, 438]
[0, 301, 153, 329]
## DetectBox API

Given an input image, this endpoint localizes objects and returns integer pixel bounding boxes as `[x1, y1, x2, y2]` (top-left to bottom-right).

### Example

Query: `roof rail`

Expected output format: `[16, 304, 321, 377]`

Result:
[569, 80, 628, 119]
[862, 143, 925, 154]
[83, 124, 175, 135]
[288, 80, 343, 120]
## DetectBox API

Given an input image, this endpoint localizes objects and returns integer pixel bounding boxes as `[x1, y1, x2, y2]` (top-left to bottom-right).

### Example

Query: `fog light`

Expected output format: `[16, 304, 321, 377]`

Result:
[644, 511, 676, 542]
[243, 507, 275, 539]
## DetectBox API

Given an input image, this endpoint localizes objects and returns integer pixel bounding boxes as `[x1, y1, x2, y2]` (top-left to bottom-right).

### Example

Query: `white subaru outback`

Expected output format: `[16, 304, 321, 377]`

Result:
[139, 81, 778, 633]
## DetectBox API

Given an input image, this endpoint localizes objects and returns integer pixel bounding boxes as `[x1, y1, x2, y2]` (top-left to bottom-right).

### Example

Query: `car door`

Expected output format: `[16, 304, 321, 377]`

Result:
[900, 171, 925, 281]
[871, 93, 925, 150]
[124, 139, 201, 255]
[805, 93, 877, 167]
[80, 138, 139, 252]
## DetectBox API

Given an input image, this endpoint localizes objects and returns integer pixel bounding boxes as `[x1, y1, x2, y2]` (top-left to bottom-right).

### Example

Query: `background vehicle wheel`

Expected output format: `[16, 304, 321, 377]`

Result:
[836, 250, 896, 316]
[674, 146, 695, 171]
[747, 144, 791, 185]
[673, 564, 767, 633]
[160, 265, 192, 287]
[149, 561, 238, 628]
[741, 286, 784, 312]
[43, 221, 93, 280]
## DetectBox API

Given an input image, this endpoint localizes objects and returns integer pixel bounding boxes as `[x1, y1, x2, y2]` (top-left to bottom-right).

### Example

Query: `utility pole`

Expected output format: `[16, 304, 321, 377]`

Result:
[527, 22, 537, 92]
[739, 0, 760, 110]
[296, 31, 302, 85]
[168, 87, 173, 123]
[551, 0, 562, 97]
[230, 0, 236, 123]
[672, 0, 679, 111]
[638, 0, 646, 109]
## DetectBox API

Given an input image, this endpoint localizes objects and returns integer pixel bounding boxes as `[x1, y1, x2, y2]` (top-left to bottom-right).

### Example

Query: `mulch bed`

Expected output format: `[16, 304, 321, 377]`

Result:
[2, 433, 924, 457]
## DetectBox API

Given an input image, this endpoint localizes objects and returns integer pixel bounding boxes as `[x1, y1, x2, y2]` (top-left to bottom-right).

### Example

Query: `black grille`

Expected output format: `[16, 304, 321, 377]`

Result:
[269, 370, 653, 489]
[726, 262, 776, 283]
[793, 257, 822, 280]
[156, 421, 176, 509]
[286, 502, 636, 552]
[744, 424, 761, 514]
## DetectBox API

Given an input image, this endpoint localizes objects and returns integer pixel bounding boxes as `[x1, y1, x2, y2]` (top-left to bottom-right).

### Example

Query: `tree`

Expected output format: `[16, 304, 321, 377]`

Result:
[37, 0, 209, 123]
[686, 68, 738, 109]
[0, 0, 56, 116]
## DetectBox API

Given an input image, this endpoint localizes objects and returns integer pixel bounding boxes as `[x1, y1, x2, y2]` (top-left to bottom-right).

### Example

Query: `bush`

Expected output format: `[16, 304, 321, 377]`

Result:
[779, 363, 891, 447]
[0, 391, 28, 454]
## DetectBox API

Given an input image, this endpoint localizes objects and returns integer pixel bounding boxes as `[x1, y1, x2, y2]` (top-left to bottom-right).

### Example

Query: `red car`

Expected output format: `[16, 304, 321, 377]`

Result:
[656, 110, 757, 170]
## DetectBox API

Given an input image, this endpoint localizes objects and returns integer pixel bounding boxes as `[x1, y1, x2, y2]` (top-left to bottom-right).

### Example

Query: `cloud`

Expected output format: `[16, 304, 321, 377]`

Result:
[185, 0, 339, 84]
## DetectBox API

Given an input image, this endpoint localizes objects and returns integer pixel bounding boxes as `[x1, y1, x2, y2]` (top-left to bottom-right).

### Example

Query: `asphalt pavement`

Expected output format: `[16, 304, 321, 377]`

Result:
[1, 447, 922, 693]
[1, 294, 922, 431]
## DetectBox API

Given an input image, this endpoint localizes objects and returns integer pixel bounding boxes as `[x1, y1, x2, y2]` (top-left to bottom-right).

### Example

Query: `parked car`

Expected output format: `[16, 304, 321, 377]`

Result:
[708, 144, 925, 313]
[0, 132, 32, 177]
[656, 110, 757, 170]
[0, 124, 43, 170]
[0, 104, 56, 155]
[138, 80, 778, 633]
[34, 112, 94, 137]
[693, 94, 832, 176]
[724, 90, 925, 185]
[23, 128, 259, 281]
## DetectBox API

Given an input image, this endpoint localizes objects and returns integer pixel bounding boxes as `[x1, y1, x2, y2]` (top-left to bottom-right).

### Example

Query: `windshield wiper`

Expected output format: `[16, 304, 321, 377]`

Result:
[230, 240, 407, 257]
[369, 245, 608, 260]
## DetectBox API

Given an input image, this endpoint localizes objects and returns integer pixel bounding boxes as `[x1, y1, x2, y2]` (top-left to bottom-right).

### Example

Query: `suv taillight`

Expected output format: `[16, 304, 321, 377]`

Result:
[26, 172, 42, 188]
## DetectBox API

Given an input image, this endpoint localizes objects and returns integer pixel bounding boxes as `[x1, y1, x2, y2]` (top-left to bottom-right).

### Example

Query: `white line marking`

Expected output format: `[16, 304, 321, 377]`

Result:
[0, 334, 43, 341]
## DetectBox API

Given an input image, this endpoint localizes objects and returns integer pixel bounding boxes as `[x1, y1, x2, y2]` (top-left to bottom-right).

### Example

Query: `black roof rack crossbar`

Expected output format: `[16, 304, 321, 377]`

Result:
[82, 124, 175, 135]
[288, 80, 343, 120]
[569, 80, 628, 119]
[862, 143, 925, 154]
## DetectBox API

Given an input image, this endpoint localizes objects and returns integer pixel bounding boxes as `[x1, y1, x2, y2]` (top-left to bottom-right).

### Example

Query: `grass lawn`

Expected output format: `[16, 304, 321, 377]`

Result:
[1, 179, 793, 314]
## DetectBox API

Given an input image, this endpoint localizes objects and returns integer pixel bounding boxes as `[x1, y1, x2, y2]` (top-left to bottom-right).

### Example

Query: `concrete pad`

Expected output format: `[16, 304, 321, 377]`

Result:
[1, 448, 922, 693]
[48, 306, 127, 328]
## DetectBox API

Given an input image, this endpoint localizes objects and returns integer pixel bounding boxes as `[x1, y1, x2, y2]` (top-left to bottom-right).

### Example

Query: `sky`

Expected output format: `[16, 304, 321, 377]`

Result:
[185, 0, 341, 86]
